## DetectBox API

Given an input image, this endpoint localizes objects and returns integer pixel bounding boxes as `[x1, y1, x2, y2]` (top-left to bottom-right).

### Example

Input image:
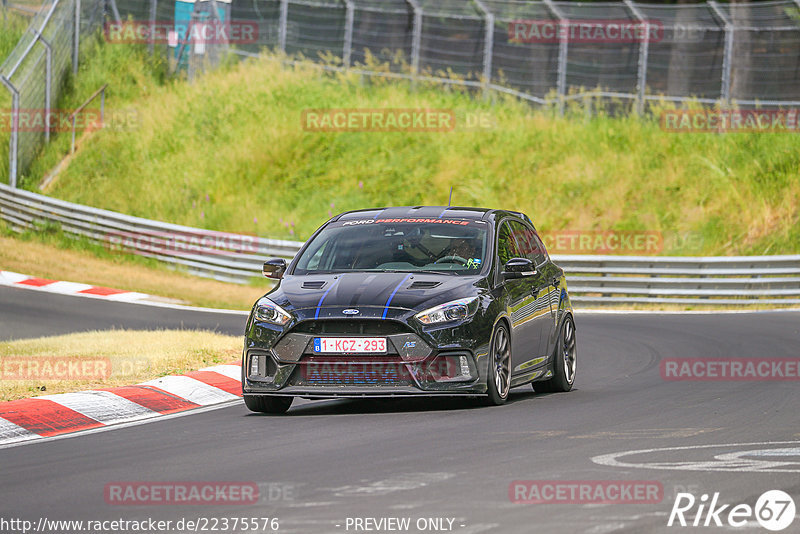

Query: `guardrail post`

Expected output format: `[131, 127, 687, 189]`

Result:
[544, 0, 568, 116]
[0, 76, 19, 188]
[343, 0, 355, 68]
[278, 0, 288, 52]
[73, 0, 81, 75]
[405, 0, 422, 88]
[708, 1, 732, 104]
[624, 0, 649, 115]
[473, 0, 494, 99]
[148, 0, 157, 55]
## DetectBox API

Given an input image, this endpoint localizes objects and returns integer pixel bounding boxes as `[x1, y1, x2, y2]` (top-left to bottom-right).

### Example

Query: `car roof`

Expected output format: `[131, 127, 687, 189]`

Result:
[334, 206, 534, 226]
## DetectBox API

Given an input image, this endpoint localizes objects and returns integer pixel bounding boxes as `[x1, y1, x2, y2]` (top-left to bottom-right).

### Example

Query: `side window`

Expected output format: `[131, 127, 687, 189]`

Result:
[509, 221, 547, 266]
[497, 221, 520, 266]
[530, 231, 548, 266]
[305, 241, 328, 270]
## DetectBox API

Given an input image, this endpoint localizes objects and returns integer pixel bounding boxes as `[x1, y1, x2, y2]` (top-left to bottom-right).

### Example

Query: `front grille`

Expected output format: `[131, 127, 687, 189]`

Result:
[292, 361, 415, 386]
[291, 320, 412, 336]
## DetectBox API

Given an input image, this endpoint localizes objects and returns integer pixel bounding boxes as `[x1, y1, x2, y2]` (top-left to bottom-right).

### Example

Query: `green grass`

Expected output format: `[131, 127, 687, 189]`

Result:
[0, 12, 28, 61]
[15, 45, 800, 256]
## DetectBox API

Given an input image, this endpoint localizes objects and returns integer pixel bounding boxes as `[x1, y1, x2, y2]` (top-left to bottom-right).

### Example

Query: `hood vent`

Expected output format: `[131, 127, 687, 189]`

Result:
[408, 280, 441, 289]
[301, 281, 327, 289]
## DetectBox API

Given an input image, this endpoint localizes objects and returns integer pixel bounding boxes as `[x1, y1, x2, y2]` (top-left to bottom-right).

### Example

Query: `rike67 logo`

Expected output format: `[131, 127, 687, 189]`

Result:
[668, 490, 795, 531]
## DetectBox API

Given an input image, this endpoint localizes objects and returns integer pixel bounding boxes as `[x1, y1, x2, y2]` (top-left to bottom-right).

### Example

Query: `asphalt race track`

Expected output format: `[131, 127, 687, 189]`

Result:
[0, 286, 245, 341]
[2, 286, 799, 533]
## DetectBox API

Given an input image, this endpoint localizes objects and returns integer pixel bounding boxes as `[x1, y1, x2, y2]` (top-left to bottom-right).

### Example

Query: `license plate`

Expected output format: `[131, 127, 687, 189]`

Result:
[313, 337, 387, 354]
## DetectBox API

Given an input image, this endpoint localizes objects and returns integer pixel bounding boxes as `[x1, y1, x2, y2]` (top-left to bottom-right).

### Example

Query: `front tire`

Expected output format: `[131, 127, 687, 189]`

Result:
[534, 315, 576, 393]
[244, 395, 293, 414]
[486, 323, 512, 405]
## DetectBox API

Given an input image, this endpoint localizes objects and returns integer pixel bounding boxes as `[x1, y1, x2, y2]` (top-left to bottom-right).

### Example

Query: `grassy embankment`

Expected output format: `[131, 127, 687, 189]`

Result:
[32, 52, 800, 257]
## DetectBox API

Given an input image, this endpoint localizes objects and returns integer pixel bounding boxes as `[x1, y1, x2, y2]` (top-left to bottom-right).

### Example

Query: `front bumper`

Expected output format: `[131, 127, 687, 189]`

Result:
[243, 312, 491, 397]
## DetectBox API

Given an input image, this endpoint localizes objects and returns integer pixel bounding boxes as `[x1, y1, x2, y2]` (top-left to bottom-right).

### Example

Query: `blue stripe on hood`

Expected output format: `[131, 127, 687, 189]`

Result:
[382, 273, 412, 319]
[314, 278, 340, 319]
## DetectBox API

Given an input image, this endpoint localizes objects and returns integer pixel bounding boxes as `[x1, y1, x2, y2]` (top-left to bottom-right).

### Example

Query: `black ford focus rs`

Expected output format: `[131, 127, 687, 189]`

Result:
[243, 206, 576, 413]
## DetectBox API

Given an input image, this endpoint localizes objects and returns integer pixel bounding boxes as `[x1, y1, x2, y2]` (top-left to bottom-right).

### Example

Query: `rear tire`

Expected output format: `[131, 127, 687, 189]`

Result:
[533, 315, 576, 393]
[244, 395, 293, 414]
[485, 323, 512, 405]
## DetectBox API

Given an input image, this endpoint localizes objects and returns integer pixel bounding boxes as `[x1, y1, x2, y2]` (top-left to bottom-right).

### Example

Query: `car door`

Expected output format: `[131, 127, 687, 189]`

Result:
[527, 229, 561, 357]
[506, 220, 553, 374]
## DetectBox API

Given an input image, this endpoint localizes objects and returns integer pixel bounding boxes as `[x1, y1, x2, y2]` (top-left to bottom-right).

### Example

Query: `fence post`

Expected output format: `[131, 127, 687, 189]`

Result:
[544, 0, 568, 115]
[36, 32, 53, 143]
[278, 0, 288, 53]
[0, 75, 19, 188]
[107, 0, 121, 23]
[406, 0, 422, 87]
[624, 0, 649, 115]
[343, 0, 354, 68]
[73, 0, 81, 75]
[708, 1, 732, 104]
[473, 0, 494, 99]
[149, 0, 157, 55]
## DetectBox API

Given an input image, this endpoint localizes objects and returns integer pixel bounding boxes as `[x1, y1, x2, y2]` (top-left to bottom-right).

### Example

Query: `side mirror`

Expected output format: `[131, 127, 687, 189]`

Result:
[262, 258, 287, 279]
[501, 257, 536, 280]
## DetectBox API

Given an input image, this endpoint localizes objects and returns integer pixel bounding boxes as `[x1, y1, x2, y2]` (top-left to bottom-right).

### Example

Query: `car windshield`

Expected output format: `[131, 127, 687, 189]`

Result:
[293, 218, 489, 275]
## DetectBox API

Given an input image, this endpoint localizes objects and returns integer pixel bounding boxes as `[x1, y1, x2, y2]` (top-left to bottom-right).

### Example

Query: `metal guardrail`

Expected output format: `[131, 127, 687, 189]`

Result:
[0, 183, 302, 284]
[1, 183, 799, 306]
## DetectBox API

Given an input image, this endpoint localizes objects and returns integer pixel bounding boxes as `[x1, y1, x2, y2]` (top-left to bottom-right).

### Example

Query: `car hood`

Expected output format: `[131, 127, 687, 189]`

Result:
[269, 272, 482, 315]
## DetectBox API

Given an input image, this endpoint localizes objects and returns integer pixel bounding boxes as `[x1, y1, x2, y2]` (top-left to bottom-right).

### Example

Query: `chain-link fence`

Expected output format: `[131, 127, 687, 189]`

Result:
[4, 0, 800, 187]
[0, 0, 106, 187]
[212, 0, 800, 112]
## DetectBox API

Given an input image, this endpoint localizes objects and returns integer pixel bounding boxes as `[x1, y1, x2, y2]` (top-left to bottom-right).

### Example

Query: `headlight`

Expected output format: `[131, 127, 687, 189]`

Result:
[254, 297, 292, 326]
[415, 297, 479, 325]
